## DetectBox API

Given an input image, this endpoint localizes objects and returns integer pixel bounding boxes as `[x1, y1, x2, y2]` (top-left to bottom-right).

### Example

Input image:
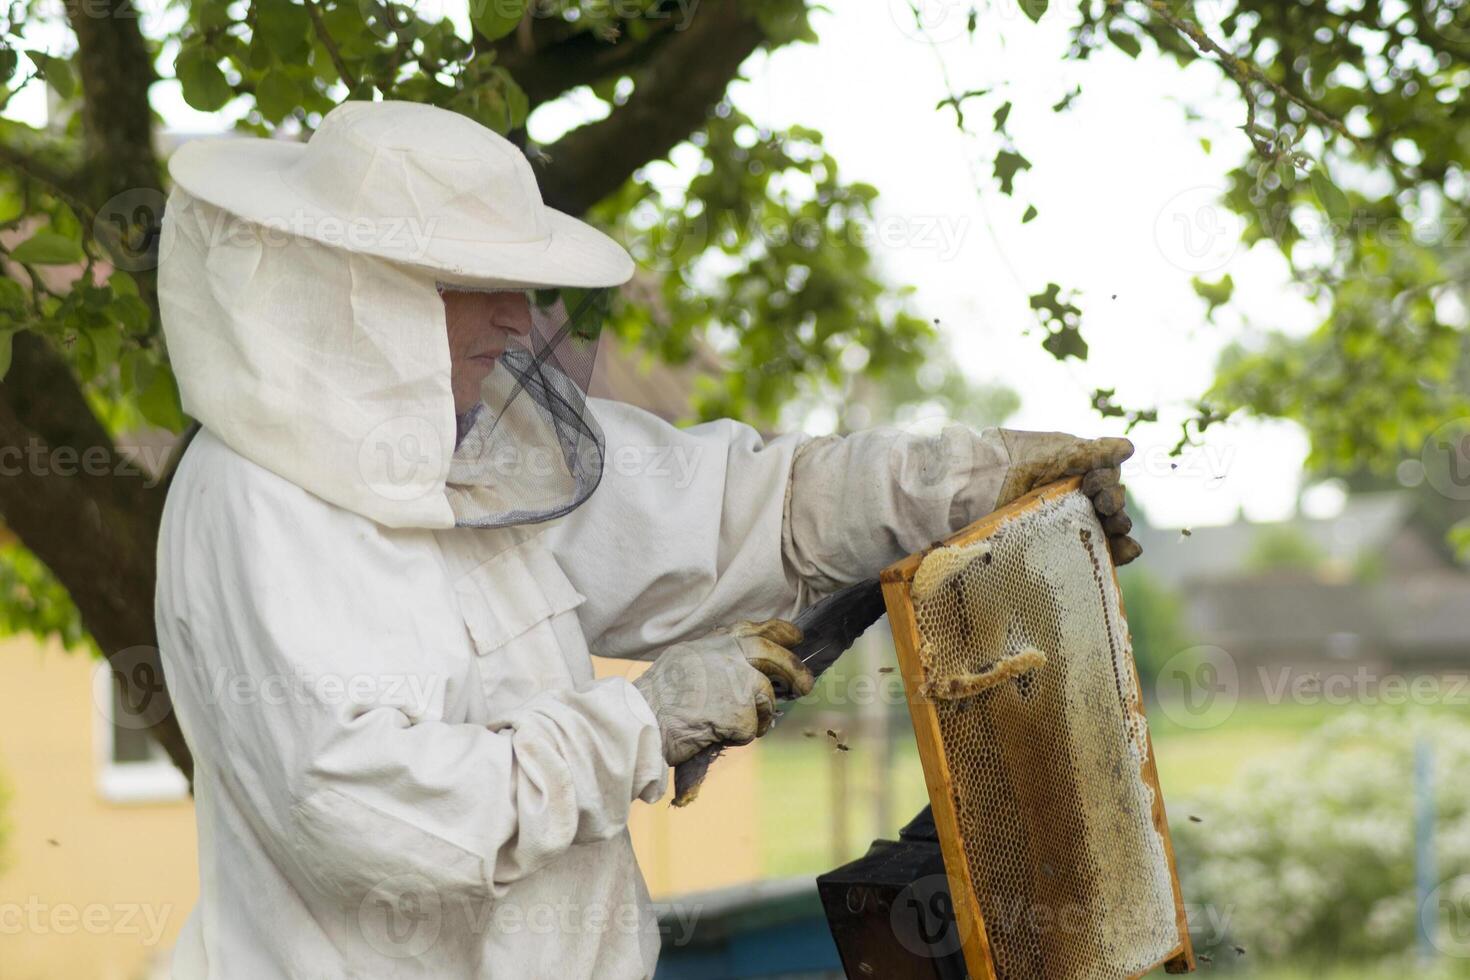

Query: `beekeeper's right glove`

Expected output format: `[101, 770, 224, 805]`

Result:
[633, 620, 815, 766]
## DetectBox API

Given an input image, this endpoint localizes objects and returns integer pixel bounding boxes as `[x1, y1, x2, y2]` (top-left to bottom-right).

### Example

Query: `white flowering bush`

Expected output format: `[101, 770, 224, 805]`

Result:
[1171, 711, 1470, 975]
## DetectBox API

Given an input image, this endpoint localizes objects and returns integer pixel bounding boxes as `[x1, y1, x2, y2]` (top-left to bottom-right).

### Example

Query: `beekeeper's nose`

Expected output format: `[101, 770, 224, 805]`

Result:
[488, 291, 533, 337]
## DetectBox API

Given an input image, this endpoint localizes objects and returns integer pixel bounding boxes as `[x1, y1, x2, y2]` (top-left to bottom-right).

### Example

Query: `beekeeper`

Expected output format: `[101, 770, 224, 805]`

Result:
[154, 100, 1139, 979]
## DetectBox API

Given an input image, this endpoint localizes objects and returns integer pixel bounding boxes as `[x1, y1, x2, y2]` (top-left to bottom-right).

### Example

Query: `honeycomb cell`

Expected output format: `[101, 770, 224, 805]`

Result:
[905, 488, 1183, 980]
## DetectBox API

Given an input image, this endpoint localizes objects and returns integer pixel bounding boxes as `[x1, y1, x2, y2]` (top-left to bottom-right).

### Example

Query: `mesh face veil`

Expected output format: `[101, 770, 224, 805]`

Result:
[440, 284, 609, 529]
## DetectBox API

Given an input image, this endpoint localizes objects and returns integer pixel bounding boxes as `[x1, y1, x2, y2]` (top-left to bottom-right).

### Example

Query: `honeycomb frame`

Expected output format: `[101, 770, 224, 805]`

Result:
[880, 477, 1195, 980]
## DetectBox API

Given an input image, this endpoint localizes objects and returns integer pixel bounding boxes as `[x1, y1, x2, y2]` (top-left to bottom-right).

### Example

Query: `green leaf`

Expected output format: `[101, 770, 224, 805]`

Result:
[993, 149, 1032, 195]
[0, 331, 11, 380]
[1042, 325, 1088, 361]
[121, 348, 156, 394]
[1191, 273, 1235, 319]
[254, 0, 312, 59]
[255, 69, 300, 122]
[993, 101, 1012, 132]
[1022, 204, 1038, 223]
[109, 294, 153, 335]
[108, 271, 139, 298]
[1020, 0, 1048, 23]
[0, 278, 25, 313]
[82, 325, 122, 372]
[176, 47, 233, 112]
[1310, 164, 1350, 224]
[10, 231, 83, 265]
[1108, 28, 1142, 58]
[28, 52, 75, 100]
[0, 44, 18, 84]
[137, 363, 186, 431]
[469, 0, 527, 41]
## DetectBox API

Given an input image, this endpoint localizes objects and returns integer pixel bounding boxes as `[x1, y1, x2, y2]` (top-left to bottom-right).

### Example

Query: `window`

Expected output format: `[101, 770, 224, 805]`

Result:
[92, 665, 189, 804]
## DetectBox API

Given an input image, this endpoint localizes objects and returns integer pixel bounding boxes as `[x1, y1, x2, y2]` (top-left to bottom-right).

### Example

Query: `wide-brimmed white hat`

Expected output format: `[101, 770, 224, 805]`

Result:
[167, 100, 634, 288]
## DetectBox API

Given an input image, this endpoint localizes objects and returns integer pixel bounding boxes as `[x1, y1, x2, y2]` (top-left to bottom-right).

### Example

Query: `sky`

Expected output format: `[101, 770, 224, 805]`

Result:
[6, 0, 1342, 529]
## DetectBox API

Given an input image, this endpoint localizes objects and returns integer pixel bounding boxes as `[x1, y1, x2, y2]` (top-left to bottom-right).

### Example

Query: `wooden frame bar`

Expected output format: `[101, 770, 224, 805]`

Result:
[879, 477, 1196, 979]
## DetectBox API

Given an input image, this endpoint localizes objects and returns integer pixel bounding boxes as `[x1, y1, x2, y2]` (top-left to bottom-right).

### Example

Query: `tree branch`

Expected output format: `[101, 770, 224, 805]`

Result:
[64, 0, 159, 202]
[306, 0, 360, 91]
[1131, 0, 1362, 150]
[494, 11, 683, 107]
[0, 142, 90, 216]
[534, 0, 766, 215]
[0, 332, 191, 779]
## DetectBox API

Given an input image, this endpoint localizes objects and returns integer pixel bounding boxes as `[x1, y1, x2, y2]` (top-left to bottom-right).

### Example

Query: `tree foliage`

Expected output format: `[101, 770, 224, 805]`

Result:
[1, 0, 1467, 774]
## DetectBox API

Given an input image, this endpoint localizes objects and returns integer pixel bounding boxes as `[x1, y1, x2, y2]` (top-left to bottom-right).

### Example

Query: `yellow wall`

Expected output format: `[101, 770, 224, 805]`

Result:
[595, 657, 761, 897]
[0, 642, 758, 979]
[0, 637, 196, 980]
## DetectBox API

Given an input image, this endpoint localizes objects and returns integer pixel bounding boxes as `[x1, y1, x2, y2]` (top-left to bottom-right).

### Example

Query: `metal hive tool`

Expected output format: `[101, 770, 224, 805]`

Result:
[880, 477, 1195, 980]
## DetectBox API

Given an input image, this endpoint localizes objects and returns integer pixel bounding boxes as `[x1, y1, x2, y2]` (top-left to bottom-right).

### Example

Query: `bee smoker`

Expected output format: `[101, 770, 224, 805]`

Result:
[816, 807, 969, 979]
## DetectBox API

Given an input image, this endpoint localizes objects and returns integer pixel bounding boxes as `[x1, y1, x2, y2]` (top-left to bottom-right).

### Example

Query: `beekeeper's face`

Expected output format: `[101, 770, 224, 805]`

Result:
[442, 289, 534, 414]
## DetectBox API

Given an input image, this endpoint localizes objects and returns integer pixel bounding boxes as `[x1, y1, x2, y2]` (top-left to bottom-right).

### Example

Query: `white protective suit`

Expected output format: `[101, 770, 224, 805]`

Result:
[154, 117, 1019, 979]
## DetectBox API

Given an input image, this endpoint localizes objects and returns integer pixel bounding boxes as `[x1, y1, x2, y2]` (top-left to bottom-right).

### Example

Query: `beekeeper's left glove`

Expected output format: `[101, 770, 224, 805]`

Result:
[633, 620, 815, 767]
[782, 424, 1142, 596]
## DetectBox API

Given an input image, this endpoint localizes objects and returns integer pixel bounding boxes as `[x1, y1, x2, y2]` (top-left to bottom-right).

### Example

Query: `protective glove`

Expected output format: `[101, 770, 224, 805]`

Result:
[993, 430, 1141, 565]
[783, 424, 1142, 595]
[633, 620, 815, 767]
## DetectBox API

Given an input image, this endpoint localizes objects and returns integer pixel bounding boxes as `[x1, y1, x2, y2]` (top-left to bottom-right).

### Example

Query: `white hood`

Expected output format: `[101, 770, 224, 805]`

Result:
[160, 188, 466, 528]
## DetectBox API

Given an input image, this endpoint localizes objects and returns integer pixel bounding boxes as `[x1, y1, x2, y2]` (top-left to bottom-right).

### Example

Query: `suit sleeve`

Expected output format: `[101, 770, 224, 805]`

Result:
[547, 397, 809, 660]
